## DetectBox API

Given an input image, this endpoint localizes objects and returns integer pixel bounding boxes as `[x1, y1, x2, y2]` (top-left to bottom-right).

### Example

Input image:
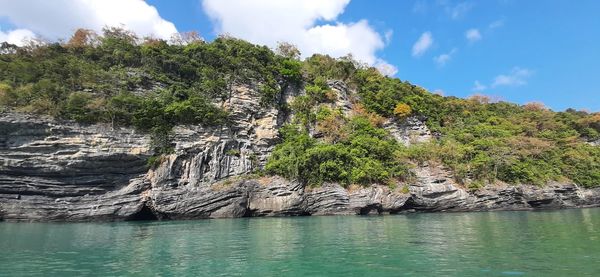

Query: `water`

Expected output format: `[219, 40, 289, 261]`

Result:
[1, 209, 599, 277]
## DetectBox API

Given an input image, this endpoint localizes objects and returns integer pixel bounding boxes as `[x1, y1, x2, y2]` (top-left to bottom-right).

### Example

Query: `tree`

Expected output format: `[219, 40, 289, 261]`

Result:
[0, 83, 13, 107]
[351, 103, 385, 127]
[291, 95, 315, 130]
[169, 31, 203, 45]
[67, 29, 99, 48]
[579, 113, 600, 132]
[63, 92, 94, 122]
[316, 108, 348, 143]
[303, 54, 357, 82]
[275, 42, 301, 60]
[107, 92, 142, 128]
[393, 103, 412, 120]
[102, 26, 137, 44]
[468, 94, 501, 104]
[276, 58, 302, 84]
[523, 101, 547, 111]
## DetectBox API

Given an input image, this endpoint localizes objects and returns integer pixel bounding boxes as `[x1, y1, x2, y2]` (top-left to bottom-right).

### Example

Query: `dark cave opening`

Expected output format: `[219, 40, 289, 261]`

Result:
[358, 204, 383, 215]
[127, 203, 158, 221]
[389, 198, 419, 214]
[242, 208, 257, 218]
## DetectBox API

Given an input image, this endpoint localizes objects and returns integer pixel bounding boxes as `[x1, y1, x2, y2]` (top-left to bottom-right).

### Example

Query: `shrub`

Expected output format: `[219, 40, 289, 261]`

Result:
[63, 92, 96, 123]
[266, 115, 413, 187]
[316, 107, 347, 143]
[393, 103, 412, 120]
[225, 149, 241, 157]
[147, 155, 166, 169]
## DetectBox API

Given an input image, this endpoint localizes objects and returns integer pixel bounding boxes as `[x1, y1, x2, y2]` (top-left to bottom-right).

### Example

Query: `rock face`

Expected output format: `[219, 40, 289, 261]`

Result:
[155, 84, 282, 188]
[384, 116, 432, 146]
[0, 112, 151, 221]
[1, 82, 599, 222]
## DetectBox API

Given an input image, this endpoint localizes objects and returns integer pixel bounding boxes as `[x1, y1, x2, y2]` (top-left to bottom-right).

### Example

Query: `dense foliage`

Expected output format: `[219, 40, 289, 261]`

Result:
[0, 28, 300, 154]
[267, 55, 600, 188]
[1, 28, 599, 188]
[265, 115, 413, 187]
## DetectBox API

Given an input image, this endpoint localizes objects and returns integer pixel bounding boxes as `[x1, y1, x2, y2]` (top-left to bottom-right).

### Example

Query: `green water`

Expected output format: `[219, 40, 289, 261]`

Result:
[1, 209, 599, 276]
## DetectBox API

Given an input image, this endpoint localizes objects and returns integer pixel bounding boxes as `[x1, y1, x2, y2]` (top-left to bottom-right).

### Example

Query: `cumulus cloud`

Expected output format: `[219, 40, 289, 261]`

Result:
[0, 28, 36, 46]
[433, 48, 457, 67]
[465, 28, 482, 43]
[201, 0, 397, 75]
[0, 0, 177, 41]
[492, 67, 534, 88]
[412, 31, 433, 57]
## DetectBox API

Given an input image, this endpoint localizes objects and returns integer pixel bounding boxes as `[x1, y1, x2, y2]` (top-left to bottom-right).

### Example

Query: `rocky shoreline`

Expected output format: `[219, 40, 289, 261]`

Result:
[2, 171, 600, 222]
[2, 81, 599, 222]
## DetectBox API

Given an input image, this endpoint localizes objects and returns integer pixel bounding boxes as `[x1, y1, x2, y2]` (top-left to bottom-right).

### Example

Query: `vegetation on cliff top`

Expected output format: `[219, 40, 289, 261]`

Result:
[1, 28, 599, 188]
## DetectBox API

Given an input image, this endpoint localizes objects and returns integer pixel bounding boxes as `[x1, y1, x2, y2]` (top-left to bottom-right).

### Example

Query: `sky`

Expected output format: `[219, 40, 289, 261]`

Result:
[1, 0, 599, 112]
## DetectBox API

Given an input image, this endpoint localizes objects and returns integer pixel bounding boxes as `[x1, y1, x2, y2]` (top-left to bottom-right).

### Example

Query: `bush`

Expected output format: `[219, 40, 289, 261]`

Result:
[266, 114, 413, 187]
[63, 92, 97, 123]
[147, 155, 166, 169]
[393, 103, 412, 120]
[277, 58, 302, 84]
[0, 83, 15, 108]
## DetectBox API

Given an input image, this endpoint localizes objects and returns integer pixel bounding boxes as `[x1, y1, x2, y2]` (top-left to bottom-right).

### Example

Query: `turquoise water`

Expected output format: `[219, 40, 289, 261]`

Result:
[1, 209, 599, 276]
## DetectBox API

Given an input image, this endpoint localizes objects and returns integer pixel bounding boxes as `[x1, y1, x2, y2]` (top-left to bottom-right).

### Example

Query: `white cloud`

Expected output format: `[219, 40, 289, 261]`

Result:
[452, 3, 473, 19]
[445, 2, 474, 20]
[472, 80, 487, 91]
[374, 59, 398, 76]
[384, 30, 393, 45]
[202, 0, 396, 75]
[465, 28, 482, 43]
[412, 0, 428, 14]
[489, 20, 504, 29]
[492, 67, 534, 88]
[433, 89, 445, 96]
[0, 0, 178, 41]
[412, 31, 433, 57]
[0, 28, 36, 46]
[302, 20, 383, 64]
[433, 48, 457, 67]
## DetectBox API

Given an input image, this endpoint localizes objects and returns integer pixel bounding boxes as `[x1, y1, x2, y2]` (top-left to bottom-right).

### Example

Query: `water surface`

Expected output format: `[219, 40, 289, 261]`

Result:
[1, 209, 599, 276]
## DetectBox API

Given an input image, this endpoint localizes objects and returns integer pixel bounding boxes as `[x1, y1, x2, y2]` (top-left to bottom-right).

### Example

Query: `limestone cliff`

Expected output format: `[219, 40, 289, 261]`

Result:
[1, 82, 599, 222]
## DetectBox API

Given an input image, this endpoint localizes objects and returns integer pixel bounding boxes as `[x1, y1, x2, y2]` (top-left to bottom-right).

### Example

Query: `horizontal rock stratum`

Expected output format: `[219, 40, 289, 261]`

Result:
[1, 106, 599, 222]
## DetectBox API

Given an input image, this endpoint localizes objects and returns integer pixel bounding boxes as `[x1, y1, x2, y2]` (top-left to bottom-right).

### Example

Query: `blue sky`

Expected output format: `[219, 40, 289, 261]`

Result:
[1, 0, 599, 111]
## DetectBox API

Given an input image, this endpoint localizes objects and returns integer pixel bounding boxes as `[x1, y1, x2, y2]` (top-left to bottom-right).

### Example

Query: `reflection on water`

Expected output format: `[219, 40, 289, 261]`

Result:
[1, 209, 600, 276]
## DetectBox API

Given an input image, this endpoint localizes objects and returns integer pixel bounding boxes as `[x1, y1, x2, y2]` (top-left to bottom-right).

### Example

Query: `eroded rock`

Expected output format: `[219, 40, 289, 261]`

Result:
[384, 116, 432, 146]
[1, 82, 599, 222]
